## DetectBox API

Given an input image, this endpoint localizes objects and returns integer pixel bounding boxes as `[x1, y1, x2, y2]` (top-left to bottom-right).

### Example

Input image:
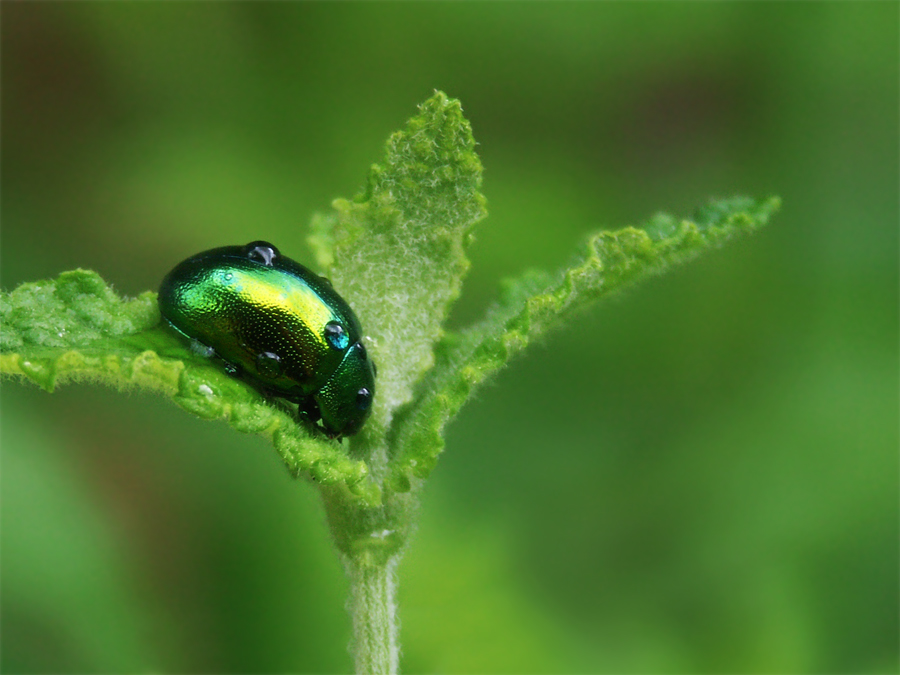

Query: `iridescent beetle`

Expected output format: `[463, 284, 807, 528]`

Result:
[158, 241, 375, 438]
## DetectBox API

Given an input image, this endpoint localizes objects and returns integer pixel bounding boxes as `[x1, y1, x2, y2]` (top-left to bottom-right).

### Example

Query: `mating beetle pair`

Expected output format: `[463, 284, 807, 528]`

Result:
[158, 241, 375, 438]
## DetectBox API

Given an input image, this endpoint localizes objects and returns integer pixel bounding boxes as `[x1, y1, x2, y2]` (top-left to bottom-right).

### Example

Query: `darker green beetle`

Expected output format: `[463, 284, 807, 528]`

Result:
[158, 241, 375, 438]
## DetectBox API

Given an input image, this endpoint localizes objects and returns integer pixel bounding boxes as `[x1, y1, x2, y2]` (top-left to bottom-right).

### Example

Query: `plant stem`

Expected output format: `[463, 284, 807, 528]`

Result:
[320, 467, 412, 673]
[347, 554, 400, 675]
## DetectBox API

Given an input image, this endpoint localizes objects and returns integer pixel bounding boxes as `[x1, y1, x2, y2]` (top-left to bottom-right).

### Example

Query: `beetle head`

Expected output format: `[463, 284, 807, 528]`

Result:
[314, 340, 376, 438]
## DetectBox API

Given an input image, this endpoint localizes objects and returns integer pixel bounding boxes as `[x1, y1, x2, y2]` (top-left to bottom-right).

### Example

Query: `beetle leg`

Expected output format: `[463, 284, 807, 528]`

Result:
[291, 396, 343, 442]
[296, 396, 322, 425]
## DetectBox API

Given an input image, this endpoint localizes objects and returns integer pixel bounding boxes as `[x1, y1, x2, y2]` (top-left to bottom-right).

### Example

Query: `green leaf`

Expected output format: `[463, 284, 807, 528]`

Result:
[309, 92, 487, 438]
[0, 92, 778, 515]
[0, 269, 378, 503]
[0, 268, 159, 354]
[385, 196, 781, 492]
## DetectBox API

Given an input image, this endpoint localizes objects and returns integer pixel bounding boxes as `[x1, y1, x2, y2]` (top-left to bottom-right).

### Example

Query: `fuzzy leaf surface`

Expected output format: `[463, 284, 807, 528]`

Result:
[0, 270, 376, 502]
[309, 91, 487, 437]
[386, 196, 781, 492]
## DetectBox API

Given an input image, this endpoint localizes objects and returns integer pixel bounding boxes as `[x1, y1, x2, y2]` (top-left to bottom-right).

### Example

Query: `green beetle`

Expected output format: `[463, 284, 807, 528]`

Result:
[158, 241, 375, 438]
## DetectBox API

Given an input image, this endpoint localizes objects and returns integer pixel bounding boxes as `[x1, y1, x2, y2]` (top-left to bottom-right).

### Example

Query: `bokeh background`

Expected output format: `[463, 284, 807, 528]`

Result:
[2, 3, 897, 673]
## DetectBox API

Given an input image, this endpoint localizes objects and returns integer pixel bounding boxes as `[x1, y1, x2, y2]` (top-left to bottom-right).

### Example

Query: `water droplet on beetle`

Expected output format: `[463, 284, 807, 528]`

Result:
[256, 351, 282, 378]
[223, 272, 233, 281]
[324, 321, 349, 350]
[356, 387, 371, 411]
[355, 341, 368, 360]
[244, 241, 279, 266]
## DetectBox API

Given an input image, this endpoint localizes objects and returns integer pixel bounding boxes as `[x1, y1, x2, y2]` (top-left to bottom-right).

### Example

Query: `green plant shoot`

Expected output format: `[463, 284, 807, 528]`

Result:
[0, 91, 779, 675]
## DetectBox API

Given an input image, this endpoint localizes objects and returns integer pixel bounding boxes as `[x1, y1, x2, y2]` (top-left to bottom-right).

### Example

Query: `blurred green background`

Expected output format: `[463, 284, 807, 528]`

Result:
[2, 3, 897, 673]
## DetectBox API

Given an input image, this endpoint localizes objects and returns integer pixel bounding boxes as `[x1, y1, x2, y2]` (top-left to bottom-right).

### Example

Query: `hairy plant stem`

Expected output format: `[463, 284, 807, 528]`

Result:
[321, 479, 414, 675]
[346, 554, 400, 675]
